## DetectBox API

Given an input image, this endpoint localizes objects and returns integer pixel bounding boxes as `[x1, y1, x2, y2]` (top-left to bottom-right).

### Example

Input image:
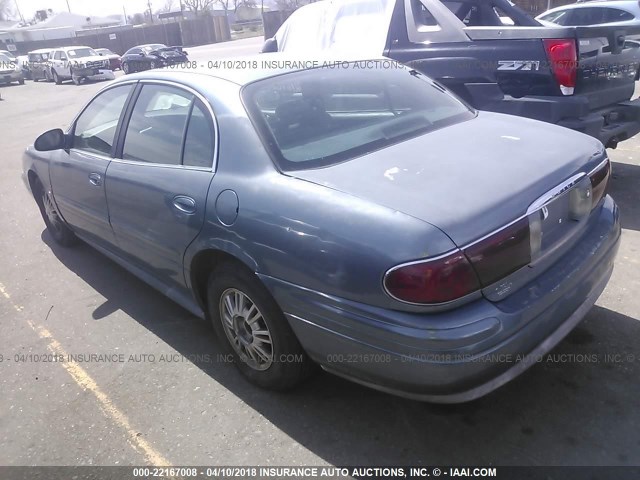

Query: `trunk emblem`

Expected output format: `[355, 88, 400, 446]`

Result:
[541, 206, 549, 220]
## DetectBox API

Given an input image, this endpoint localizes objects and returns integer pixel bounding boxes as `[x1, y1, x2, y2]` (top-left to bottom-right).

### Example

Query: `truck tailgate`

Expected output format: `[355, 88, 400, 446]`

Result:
[575, 25, 640, 109]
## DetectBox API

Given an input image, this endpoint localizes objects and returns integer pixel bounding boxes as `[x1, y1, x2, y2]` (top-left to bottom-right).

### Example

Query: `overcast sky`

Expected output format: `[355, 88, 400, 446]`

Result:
[14, 0, 158, 20]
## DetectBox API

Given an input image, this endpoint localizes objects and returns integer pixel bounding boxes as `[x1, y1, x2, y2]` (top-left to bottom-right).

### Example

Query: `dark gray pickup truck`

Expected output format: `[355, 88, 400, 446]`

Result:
[263, 0, 640, 147]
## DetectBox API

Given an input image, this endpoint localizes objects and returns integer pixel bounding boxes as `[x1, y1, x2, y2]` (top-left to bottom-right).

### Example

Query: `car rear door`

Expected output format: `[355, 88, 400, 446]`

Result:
[105, 82, 215, 291]
[49, 83, 135, 247]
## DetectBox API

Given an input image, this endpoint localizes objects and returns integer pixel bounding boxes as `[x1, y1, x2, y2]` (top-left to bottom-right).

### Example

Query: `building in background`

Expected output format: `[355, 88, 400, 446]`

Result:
[0, 12, 122, 42]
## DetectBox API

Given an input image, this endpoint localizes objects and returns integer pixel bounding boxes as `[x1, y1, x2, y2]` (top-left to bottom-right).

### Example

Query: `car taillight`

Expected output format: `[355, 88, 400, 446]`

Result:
[385, 219, 532, 305]
[463, 217, 531, 287]
[589, 159, 611, 209]
[384, 252, 481, 304]
[543, 39, 577, 95]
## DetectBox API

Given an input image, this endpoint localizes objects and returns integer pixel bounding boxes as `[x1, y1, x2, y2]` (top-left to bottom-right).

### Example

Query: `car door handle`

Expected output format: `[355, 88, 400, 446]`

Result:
[172, 195, 196, 214]
[88, 173, 102, 186]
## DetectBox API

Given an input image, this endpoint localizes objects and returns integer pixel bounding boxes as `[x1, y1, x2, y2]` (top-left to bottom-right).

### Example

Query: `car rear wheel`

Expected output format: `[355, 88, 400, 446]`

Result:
[52, 70, 61, 85]
[33, 178, 78, 247]
[72, 75, 81, 85]
[207, 263, 313, 390]
[18, 79, 24, 85]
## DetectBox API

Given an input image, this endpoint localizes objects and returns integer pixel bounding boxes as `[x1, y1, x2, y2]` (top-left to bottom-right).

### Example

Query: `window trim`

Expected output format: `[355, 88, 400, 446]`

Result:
[69, 80, 139, 160]
[112, 79, 218, 172]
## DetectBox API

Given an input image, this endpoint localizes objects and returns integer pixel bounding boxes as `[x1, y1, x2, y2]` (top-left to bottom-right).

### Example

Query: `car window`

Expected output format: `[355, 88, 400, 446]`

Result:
[122, 84, 193, 165]
[243, 66, 475, 170]
[73, 85, 133, 156]
[539, 10, 570, 25]
[127, 48, 142, 55]
[53, 51, 61, 60]
[412, 0, 439, 26]
[569, 7, 608, 25]
[67, 48, 96, 58]
[182, 99, 215, 168]
[605, 7, 634, 22]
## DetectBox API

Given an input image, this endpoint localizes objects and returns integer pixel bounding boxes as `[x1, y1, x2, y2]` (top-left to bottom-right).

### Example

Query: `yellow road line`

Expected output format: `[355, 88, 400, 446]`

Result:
[0, 282, 172, 466]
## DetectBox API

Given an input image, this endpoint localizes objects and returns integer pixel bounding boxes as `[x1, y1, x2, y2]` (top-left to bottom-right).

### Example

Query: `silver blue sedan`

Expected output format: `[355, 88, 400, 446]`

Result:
[22, 58, 620, 402]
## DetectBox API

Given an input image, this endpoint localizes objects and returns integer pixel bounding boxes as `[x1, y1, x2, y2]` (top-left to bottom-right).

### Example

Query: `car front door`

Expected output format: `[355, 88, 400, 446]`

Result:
[105, 82, 215, 291]
[49, 84, 135, 247]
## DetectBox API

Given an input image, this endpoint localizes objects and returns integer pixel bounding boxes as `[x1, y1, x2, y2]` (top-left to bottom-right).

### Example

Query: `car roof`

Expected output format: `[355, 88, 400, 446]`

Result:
[116, 53, 396, 87]
[540, 0, 640, 13]
[29, 48, 53, 54]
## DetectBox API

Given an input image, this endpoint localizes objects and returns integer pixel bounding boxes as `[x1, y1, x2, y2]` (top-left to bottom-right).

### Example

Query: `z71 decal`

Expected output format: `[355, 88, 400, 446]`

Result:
[497, 60, 541, 71]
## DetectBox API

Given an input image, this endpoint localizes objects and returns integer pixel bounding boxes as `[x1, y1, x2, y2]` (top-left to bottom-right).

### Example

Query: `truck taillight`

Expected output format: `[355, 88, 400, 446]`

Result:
[589, 159, 611, 209]
[543, 39, 577, 95]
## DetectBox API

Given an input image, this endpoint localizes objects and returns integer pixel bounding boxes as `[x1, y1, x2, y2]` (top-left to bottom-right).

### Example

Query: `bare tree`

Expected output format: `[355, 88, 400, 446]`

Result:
[156, 0, 175, 14]
[130, 12, 146, 24]
[215, 0, 255, 15]
[182, 0, 216, 15]
[0, 0, 16, 21]
[233, 0, 256, 13]
[274, 0, 309, 11]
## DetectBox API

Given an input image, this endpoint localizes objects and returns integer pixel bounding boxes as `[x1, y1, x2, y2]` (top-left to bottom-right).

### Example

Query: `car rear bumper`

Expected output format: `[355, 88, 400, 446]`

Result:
[1, 70, 23, 82]
[73, 69, 115, 81]
[557, 98, 640, 148]
[260, 196, 621, 403]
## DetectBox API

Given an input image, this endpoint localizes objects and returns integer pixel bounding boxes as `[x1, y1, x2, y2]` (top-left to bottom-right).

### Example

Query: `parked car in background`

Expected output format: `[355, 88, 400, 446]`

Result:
[0, 53, 25, 85]
[537, 0, 640, 26]
[121, 44, 189, 74]
[0, 49, 17, 60]
[263, 0, 640, 149]
[23, 60, 620, 402]
[15, 55, 30, 79]
[49, 46, 114, 85]
[95, 48, 122, 71]
[27, 49, 53, 82]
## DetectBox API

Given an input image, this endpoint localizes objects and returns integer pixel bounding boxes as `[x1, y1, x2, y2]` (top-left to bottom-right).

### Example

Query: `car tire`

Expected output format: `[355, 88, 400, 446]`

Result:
[52, 70, 61, 85]
[32, 178, 78, 247]
[45, 70, 51, 82]
[122, 62, 130, 74]
[72, 75, 81, 85]
[207, 263, 314, 391]
[18, 79, 24, 85]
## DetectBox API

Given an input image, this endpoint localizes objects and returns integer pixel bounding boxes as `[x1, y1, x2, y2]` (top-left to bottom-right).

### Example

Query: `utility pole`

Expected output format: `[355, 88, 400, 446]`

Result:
[13, 0, 25, 22]
[123, 5, 128, 23]
[147, 0, 154, 23]
[65, 0, 71, 12]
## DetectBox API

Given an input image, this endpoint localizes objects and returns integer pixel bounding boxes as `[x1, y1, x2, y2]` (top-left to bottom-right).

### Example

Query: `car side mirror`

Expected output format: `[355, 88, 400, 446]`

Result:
[34, 128, 67, 151]
[261, 38, 278, 53]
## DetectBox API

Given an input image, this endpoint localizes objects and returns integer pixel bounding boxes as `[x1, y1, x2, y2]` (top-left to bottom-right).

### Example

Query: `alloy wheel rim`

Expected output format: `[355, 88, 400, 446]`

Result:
[219, 288, 273, 371]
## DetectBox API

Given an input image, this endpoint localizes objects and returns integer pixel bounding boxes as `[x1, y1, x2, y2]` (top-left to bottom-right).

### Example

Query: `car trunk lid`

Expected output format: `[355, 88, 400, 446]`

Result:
[288, 111, 605, 251]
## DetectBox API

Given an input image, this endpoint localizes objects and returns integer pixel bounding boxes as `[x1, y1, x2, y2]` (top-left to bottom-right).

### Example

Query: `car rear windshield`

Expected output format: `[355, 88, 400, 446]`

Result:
[242, 65, 475, 170]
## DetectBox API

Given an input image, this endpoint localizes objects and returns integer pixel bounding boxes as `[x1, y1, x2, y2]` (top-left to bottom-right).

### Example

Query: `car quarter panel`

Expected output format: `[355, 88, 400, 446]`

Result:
[180, 76, 459, 311]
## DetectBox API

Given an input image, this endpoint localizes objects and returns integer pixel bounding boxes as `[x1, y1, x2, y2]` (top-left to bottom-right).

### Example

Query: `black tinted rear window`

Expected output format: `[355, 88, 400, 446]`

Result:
[242, 64, 474, 170]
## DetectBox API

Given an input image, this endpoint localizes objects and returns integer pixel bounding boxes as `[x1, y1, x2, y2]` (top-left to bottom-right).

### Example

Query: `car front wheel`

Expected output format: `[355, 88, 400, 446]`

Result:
[33, 178, 77, 247]
[122, 62, 130, 74]
[52, 70, 61, 85]
[207, 263, 313, 390]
